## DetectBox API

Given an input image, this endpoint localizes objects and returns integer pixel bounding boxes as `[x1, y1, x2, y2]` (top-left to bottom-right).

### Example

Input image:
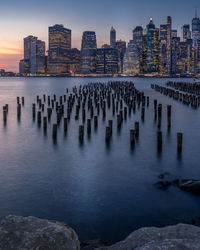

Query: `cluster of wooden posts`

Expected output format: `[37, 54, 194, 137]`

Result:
[166, 81, 200, 95]
[151, 83, 200, 108]
[2, 81, 183, 153]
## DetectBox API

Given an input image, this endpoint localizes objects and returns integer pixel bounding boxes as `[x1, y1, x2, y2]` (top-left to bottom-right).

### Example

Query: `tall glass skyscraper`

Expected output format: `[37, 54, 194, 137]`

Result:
[22, 35, 38, 74]
[110, 27, 116, 48]
[48, 24, 71, 75]
[192, 12, 200, 74]
[142, 19, 159, 73]
[166, 16, 172, 76]
[181, 24, 191, 42]
[123, 26, 143, 75]
[80, 31, 97, 74]
[31, 40, 45, 75]
[115, 40, 126, 73]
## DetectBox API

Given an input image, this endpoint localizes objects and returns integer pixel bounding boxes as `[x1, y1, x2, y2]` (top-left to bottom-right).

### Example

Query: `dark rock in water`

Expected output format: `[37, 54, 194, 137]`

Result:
[158, 172, 170, 179]
[96, 224, 200, 250]
[172, 178, 180, 185]
[179, 180, 200, 196]
[155, 181, 171, 190]
[0, 215, 80, 250]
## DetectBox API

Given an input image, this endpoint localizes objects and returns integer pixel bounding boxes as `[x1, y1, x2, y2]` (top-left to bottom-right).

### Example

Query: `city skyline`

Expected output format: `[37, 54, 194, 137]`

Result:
[0, 0, 200, 72]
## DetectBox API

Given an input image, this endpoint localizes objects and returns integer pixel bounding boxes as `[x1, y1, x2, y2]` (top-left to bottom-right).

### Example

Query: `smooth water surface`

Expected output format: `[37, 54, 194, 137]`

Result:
[0, 77, 200, 242]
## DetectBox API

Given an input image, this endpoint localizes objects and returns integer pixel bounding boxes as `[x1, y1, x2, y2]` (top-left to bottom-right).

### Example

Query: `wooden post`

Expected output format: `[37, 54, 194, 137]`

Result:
[64, 117, 68, 132]
[79, 125, 84, 141]
[87, 119, 91, 134]
[134, 122, 139, 138]
[52, 124, 57, 140]
[94, 116, 98, 128]
[157, 131, 162, 149]
[37, 111, 41, 124]
[108, 120, 113, 134]
[167, 105, 171, 129]
[43, 116, 47, 130]
[177, 132, 183, 153]
[130, 129, 135, 145]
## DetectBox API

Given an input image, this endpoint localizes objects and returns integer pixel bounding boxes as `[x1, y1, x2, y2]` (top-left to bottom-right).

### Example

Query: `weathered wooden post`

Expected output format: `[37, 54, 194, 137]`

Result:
[32, 104, 36, 119]
[3, 109, 7, 122]
[108, 120, 113, 134]
[177, 132, 183, 153]
[157, 131, 162, 150]
[167, 105, 171, 129]
[37, 111, 41, 124]
[130, 129, 135, 145]
[79, 125, 84, 141]
[135, 122, 139, 138]
[141, 107, 145, 121]
[64, 117, 68, 132]
[94, 115, 98, 128]
[87, 119, 91, 134]
[52, 124, 57, 140]
[105, 126, 111, 142]
[17, 104, 21, 118]
[43, 116, 47, 130]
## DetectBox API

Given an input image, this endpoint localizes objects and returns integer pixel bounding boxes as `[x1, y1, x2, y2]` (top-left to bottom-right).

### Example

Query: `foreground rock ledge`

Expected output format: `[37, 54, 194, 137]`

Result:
[0, 215, 80, 250]
[96, 224, 200, 250]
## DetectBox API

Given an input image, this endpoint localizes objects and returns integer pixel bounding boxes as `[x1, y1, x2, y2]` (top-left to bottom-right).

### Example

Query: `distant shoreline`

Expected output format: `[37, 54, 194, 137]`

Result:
[0, 75, 196, 79]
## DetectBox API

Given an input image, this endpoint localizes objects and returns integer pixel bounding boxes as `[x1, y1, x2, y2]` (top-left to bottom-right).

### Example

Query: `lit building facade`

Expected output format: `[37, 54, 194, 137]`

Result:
[96, 48, 120, 74]
[48, 24, 71, 75]
[80, 31, 97, 74]
[181, 25, 191, 42]
[31, 40, 45, 75]
[123, 26, 143, 75]
[142, 19, 159, 73]
[166, 16, 172, 76]
[115, 40, 126, 73]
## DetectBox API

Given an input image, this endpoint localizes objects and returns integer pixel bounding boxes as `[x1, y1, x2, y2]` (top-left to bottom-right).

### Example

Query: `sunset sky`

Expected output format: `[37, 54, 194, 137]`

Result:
[0, 0, 199, 72]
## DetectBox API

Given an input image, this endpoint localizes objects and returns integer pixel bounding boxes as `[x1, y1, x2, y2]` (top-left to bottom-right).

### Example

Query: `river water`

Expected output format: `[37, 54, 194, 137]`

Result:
[0, 77, 200, 242]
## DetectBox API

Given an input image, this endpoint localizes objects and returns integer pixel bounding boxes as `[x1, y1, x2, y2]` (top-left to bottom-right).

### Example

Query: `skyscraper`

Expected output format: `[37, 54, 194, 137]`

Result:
[48, 24, 71, 74]
[192, 10, 200, 74]
[115, 40, 126, 73]
[80, 31, 97, 74]
[31, 40, 45, 75]
[142, 19, 159, 73]
[166, 16, 172, 76]
[123, 26, 143, 75]
[110, 27, 116, 48]
[181, 25, 191, 42]
[22, 35, 38, 74]
[96, 48, 120, 74]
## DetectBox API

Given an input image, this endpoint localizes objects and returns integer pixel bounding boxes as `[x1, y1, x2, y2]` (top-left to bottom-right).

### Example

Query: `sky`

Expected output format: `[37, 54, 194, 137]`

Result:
[0, 0, 199, 72]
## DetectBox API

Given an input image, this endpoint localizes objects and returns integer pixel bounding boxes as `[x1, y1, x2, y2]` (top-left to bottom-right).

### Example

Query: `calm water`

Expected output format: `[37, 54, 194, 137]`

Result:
[0, 77, 200, 242]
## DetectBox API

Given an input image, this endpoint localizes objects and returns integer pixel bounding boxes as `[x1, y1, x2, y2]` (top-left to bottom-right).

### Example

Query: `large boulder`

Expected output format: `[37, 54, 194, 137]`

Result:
[179, 180, 200, 196]
[96, 224, 200, 250]
[0, 215, 80, 250]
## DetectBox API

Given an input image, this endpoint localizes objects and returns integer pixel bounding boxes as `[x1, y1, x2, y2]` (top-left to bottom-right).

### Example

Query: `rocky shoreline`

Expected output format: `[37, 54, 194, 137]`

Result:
[1, 215, 200, 249]
[0, 176, 200, 249]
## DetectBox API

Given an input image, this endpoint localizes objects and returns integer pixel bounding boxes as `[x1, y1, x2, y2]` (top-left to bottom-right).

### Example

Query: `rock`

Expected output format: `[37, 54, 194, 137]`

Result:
[95, 224, 200, 250]
[155, 181, 171, 190]
[0, 215, 80, 250]
[158, 172, 170, 179]
[179, 180, 200, 196]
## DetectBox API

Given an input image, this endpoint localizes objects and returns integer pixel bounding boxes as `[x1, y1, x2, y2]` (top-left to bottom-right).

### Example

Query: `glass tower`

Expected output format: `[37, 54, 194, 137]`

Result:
[110, 27, 116, 48]
[80, 31, 97, 74]
[48, 24, 71, 75]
